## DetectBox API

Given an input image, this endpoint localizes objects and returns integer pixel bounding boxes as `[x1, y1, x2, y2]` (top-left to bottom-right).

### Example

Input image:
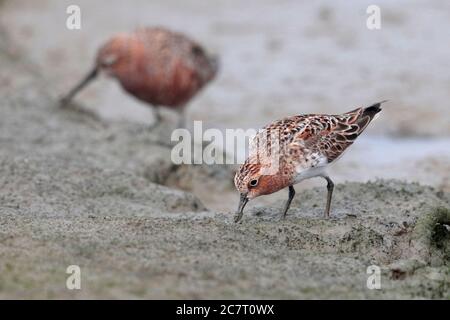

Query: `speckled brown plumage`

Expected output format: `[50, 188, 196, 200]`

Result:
[234, 101, 386, 222]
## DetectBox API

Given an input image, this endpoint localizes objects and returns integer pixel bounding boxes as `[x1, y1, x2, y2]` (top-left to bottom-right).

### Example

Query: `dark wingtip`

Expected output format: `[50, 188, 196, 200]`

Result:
[58, 97, 70, 108]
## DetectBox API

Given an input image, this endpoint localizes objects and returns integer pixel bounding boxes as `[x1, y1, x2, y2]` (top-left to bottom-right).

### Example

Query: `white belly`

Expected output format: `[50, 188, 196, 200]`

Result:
[292, 156, 328, 184]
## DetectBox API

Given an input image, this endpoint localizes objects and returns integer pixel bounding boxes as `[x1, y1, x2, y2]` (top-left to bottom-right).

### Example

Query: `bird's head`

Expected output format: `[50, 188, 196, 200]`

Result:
[234, 161, 290, 222]
[190, 43, 220, 84]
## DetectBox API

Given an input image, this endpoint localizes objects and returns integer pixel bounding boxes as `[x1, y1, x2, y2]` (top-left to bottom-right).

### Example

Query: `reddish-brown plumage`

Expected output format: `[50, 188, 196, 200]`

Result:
[234, 101, 387, 222]
[60, 27, 219, 123]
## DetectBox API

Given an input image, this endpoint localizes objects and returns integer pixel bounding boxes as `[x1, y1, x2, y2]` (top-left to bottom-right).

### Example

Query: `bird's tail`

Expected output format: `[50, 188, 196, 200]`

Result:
[362, 100, 387, 122]
[348, 100, 387, 134]
[59, 66, 99, 107]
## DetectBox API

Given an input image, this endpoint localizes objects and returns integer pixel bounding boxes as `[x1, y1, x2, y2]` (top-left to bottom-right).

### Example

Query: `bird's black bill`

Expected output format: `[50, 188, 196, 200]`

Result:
[234, 193, 249, 223]
[59, 66, 99, 107]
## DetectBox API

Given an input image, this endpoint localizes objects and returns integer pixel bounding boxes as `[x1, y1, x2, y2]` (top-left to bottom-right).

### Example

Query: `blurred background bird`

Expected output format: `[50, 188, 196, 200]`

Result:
[59, 27, 219, 128]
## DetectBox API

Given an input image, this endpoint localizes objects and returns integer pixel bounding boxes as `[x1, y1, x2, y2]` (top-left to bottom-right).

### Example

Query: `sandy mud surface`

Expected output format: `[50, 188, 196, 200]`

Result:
[0, 26, 449, 299]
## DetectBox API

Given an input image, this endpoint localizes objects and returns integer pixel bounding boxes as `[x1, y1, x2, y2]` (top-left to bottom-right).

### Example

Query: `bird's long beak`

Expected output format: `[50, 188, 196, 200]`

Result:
[234, 193, 249, 223]
[59, 66, 99, 107]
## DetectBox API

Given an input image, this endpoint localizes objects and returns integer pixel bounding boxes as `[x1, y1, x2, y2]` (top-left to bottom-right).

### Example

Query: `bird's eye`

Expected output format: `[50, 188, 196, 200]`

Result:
[191, 45, 204, 56]
[249, 179, 258, 187]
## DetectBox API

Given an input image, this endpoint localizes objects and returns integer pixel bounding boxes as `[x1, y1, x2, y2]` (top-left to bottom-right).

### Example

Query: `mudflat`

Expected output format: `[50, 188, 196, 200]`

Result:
[0, 27, 449, 299]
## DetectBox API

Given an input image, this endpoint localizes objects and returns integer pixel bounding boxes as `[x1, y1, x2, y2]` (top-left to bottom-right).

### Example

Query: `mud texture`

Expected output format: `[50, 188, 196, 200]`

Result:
[0, 20, 449, 299]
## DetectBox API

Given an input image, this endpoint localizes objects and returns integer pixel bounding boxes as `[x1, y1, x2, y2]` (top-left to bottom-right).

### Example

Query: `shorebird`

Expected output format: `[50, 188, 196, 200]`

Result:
[59, 27, 219, 128]
[234, 101, 386, 222]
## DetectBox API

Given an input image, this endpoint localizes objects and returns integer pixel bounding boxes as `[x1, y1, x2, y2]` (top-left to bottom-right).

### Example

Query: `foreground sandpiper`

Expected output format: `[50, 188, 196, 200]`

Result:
[234, 101, 387, 222]
[59, 27, 218, 128]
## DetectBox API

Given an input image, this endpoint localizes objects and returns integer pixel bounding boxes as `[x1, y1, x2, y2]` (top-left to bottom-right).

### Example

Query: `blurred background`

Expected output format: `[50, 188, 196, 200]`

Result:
[1, 0, 449, 210]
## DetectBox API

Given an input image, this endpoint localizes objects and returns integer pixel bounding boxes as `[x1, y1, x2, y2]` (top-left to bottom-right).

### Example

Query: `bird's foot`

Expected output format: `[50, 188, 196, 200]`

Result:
[147, 121, 162, 132]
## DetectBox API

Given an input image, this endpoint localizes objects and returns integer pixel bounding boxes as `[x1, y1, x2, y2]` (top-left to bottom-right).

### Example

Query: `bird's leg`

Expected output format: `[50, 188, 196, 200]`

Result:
[324, 176, 334, 218]
[176, 108, 186, 129]
[153, 106, 162, 123]
[281, 185, 296, 218]
[59, 66, 99, 107]
[147, 106, 162, 130]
